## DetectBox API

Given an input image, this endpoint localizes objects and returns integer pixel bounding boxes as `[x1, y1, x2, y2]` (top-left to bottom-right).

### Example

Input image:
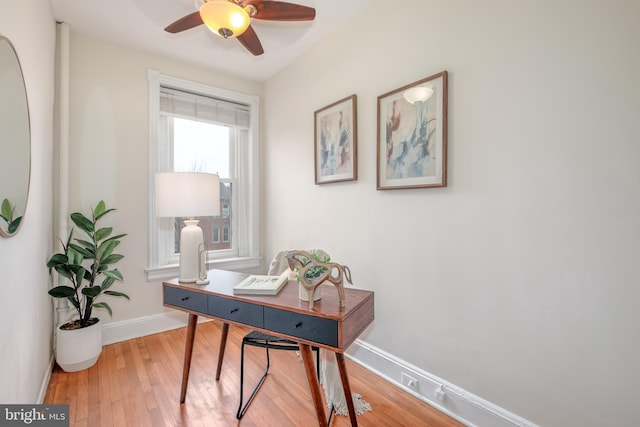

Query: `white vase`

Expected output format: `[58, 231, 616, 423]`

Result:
[299, 282, 322, 302]
[287, 268, 322, 303]
[55, 318, 103, 372]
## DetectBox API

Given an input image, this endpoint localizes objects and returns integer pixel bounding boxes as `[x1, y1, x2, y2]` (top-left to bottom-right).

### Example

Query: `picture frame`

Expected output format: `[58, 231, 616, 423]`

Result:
[314, 94, 357, 184]
[377, 71, 448, 190]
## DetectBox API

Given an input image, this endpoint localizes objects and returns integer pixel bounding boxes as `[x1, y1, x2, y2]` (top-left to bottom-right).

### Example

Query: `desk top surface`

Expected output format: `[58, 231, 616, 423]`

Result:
[163, 269, 374, 322]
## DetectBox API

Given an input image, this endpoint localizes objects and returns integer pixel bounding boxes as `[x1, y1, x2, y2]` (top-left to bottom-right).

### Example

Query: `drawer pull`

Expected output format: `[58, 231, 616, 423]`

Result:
[230, 308, 239, 314]
[181, 296, 190, 301]
[294, 322, 303, 329]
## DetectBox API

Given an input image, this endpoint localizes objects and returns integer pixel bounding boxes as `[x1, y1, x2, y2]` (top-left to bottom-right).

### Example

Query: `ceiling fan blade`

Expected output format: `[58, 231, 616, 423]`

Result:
[164, 11, 204, 33]
[245, 0, 316, 21]
[237, 25, 264, 56]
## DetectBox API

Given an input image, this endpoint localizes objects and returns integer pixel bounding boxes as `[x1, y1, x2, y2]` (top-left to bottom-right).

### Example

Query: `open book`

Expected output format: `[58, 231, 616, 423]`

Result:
[232, 270, 290, 295]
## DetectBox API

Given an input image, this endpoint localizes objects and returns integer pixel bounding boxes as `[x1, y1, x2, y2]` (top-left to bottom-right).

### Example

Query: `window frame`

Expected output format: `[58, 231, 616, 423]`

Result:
[146, 69, 260, 281]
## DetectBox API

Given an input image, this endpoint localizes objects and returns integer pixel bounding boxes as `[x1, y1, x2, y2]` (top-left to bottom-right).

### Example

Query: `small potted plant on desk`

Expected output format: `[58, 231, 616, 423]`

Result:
[46, 201, 129, 372]
[294, 250, 330, 303]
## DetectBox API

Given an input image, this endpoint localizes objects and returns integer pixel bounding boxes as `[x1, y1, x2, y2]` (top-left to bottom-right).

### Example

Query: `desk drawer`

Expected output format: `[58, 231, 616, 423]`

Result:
[208, 295, 263, 328]
[164, 286, 207, 314]
[264, 308, 338, 347]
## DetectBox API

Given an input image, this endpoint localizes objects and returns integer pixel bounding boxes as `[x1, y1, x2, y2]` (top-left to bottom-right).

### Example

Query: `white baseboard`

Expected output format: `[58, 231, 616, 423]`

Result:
[97, 312, 535, 427]
[37, 355, 55, 404]
[101, 310, 190, 345]
[346, 340, 537, 427]
[101, 310, 215, 345]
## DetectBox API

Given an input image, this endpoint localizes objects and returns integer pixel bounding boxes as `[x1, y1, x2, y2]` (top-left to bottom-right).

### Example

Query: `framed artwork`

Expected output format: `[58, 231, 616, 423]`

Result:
[314, 94, 357, 184]
[377, 71, 448, 190]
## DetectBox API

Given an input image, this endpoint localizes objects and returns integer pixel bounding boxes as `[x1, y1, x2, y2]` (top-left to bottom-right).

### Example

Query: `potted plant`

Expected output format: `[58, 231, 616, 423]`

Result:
[46, 200, 129, 372]
[292, 250, 330, 303]
[1, 198, 22, 234]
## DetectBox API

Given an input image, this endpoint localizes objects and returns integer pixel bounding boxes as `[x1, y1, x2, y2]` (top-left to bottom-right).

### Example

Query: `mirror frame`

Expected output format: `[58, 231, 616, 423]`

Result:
[0, 36, 31, 238]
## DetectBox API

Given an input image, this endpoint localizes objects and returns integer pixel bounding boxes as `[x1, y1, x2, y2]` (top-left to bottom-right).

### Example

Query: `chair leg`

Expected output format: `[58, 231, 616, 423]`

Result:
[327, 403, 336, 426]
[236, 343, 271, 419]
[314, 348, 336, 426]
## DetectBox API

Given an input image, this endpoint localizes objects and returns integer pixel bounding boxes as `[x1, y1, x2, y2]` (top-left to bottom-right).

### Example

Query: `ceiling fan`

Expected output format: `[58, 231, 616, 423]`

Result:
[164, 0, 316, 56]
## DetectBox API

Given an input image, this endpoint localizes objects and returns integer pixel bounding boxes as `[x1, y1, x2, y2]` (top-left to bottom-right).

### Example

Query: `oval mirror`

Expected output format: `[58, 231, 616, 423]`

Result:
[0, 36, 30, 237]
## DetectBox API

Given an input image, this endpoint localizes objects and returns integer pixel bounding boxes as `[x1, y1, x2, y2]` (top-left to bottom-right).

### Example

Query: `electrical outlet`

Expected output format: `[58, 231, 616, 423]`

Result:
[401, 372, 419, 391]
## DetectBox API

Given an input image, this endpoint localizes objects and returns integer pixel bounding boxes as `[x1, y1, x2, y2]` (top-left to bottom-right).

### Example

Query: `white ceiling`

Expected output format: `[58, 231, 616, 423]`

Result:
[50, 0, 374, 81]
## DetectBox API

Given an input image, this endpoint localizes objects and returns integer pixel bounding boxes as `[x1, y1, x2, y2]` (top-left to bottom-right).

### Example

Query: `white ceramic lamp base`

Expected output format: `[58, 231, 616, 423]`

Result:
[179, 219, 207, 283]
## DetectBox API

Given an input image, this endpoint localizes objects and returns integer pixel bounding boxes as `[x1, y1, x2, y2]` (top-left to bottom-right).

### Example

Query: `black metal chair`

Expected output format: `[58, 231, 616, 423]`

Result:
[236, 249, 332, 420]
[236, 330, 320, 419]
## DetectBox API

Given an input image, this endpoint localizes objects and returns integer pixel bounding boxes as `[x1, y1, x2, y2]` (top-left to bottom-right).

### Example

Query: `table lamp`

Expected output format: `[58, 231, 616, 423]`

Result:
[155, 172, 221, 284]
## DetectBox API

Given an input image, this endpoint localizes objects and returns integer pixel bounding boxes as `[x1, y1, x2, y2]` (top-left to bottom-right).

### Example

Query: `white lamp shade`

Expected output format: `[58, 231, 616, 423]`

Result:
[403, 86, 434, 104]
[155, 172, 221, 218]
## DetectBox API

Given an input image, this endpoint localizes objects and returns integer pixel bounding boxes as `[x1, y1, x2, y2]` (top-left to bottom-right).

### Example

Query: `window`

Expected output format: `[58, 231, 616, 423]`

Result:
[146, 70, 260, 281]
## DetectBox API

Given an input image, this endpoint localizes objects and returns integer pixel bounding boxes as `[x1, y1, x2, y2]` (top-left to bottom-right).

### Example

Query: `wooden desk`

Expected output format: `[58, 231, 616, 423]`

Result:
[163, 269, 374, 427]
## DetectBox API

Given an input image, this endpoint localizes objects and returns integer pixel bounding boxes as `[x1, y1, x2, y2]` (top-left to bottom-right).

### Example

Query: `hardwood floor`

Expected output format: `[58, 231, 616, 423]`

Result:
[44, 321, 463, 426]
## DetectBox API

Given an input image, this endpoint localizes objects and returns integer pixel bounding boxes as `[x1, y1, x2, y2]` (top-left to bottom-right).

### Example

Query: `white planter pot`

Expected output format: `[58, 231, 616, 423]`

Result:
[286, 269, 323, 302]
[55, 318, 103, 372]
[299, 282, 322, 302]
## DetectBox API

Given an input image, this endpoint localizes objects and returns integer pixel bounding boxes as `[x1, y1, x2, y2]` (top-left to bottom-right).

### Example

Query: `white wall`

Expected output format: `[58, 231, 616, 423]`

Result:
[4, 0, 638, 423]
[0, 1, 55, 403]
[262, 0, 640, 426]
[63, 34, 264, 325]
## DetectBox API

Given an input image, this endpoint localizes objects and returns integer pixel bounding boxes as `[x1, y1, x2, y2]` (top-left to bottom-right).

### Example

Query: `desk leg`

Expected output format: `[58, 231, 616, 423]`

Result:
[299, 343, 327, 427]
[215, 322, 229, 380]
[336, 352, 358, 427]
[180, 313, 198, 403]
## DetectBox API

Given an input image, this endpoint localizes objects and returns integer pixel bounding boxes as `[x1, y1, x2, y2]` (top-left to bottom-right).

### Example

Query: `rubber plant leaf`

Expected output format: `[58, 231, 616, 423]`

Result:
[48, 286, 76, 298]
[46, 253, 68, 268]
[94, 208, 116, 222]
[95, 227, 113, 242]
[101, 276, 115, 290]
[103, 269, 124, 281]
[8, 217, 21, 233]
[74, 267, 87, 288]
[73, 239, 95, 250]
[70, 212, 94, 233]
[67, 247, 84, 265]
[104, 290, 130, 300]
[53, 264, 74, 280]
[68, 243, 94, 259]
[101, 254, 124, 265]
[97, 239, 118, 260]
[103, 234, 126, 244]
[93, 200, 106, 219]
[92, 302, 112, 317]
[82, 286, 101, 298]
[1, 199, 12, 221]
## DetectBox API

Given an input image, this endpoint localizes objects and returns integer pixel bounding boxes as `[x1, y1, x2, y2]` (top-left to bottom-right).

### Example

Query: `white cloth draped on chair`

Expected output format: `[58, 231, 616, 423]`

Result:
[268, 249, 372, 416]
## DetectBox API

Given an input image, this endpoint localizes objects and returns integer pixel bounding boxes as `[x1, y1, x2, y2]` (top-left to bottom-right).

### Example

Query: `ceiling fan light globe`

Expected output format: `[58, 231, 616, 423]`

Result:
[200, 0, 250, 39]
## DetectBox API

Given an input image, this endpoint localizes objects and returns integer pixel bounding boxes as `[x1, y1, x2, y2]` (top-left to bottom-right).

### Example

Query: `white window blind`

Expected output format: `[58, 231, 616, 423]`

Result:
[159, 87, 250, 129]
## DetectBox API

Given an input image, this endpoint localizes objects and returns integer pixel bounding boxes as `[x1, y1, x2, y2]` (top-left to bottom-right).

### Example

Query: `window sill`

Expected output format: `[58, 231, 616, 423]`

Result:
[146, 256, 262, 282]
